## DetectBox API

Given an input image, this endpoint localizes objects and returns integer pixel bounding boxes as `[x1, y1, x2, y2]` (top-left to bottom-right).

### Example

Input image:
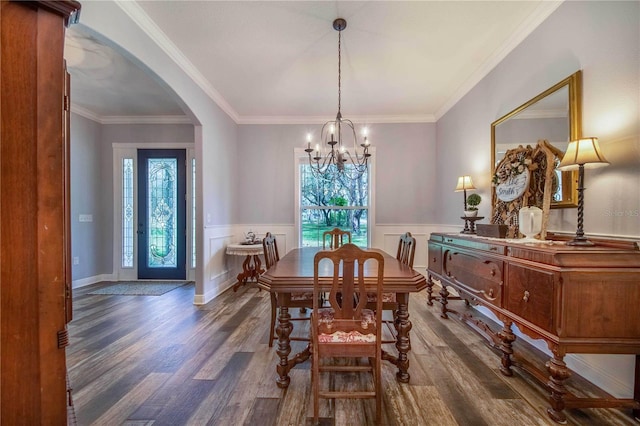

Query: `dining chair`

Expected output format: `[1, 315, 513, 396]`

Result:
[311, 243, 384, 423]
[366, 232, 416, 341]
[322, 227, 351, 249]
[262, 232, 314, 347]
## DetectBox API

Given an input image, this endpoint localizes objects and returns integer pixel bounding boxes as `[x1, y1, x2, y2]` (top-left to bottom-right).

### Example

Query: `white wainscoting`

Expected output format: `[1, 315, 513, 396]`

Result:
[194, 225, 235, 305]
[195, 223, 458, 305]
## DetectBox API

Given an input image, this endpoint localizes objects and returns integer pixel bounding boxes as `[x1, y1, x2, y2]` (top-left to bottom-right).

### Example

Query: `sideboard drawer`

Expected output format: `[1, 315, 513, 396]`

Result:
[443, 248, 503, 307]
[427, 242, 442, 275]
[441, 236, 506, 255]
[505, 264, 555, 332]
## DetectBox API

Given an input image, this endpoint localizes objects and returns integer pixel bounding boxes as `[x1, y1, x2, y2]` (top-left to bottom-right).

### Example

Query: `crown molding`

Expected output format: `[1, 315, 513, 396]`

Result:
[434, 1, 563, 120]
[71, 104, 191, 125]
[237, 114, 436, 125]
[115, 0, 240, 123]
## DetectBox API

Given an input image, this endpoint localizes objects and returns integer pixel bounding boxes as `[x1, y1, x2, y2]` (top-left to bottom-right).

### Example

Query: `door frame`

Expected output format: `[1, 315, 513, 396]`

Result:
[113, 143, 196, 281]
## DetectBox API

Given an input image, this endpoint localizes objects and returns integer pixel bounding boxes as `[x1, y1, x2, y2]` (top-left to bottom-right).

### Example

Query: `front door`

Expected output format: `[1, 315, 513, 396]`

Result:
[137, 149, 186, 279]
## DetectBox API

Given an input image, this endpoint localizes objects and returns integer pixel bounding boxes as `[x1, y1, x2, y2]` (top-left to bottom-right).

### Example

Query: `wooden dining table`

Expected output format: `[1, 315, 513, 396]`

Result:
[257, 246, 427, 388]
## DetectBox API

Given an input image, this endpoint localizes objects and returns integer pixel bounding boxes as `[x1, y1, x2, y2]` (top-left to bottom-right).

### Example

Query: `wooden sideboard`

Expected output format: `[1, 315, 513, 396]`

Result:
[426, 232, 640, 423]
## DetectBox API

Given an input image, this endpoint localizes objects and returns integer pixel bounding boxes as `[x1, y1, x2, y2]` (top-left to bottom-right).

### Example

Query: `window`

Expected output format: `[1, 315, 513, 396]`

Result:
[299, 161, 370, 247]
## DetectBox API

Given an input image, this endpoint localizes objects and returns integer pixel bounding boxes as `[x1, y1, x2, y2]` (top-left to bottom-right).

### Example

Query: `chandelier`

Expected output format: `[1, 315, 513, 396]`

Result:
[304, 18, 371, 181]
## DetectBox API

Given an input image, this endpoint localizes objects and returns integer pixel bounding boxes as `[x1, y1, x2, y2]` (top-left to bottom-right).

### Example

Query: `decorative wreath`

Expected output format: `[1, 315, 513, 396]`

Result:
[491, 140, 556, 239]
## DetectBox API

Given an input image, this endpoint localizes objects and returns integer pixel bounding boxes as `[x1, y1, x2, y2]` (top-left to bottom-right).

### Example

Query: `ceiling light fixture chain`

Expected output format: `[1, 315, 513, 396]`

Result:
[304, 18, 371, 182]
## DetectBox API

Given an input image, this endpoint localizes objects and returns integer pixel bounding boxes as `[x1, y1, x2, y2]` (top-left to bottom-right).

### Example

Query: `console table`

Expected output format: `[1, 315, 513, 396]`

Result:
[426, 232, 640, 423]
[226, 243, 264, 291]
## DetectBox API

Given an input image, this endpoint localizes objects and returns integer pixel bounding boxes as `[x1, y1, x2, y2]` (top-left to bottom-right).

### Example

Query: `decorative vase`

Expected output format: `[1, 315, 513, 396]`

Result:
[518, 206, 542, 240]
[464, 210, 478, 217]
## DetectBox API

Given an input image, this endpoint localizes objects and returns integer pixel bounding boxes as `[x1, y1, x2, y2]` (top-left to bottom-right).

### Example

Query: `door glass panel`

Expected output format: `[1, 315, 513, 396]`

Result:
[191, 157, 196, 269]
[147, 158, 177, 268]
[122, 158, 134, 268]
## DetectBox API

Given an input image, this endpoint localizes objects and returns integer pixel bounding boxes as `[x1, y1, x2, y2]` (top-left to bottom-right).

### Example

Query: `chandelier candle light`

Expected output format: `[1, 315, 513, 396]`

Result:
[305, 18, 371, 181]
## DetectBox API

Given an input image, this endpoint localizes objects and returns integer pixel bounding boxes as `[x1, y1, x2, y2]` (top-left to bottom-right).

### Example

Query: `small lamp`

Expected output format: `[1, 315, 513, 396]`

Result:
[455, 175, 476, 211]
[557, 137, 609, 246]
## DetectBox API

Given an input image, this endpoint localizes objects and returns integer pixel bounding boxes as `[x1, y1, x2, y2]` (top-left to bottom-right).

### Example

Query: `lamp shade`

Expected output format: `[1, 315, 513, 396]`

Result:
[557, 137, 610, 171]
[455, 175, 476, 192]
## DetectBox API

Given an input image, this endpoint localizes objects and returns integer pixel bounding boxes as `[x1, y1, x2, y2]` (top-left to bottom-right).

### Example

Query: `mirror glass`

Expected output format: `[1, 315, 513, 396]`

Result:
[491, 71, 581, 208]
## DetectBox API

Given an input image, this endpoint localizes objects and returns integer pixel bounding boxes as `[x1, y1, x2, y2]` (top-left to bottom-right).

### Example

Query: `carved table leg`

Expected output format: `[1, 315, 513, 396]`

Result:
[426, 274, 434, 306]
[497, 320, 516, 377]
[233, 254, 266, 291]
[276, 305, 293, 388]
[251, 254, 265, 278]
[394, 298, 412, 383]
[439, 284, 450, 319]
[545, 351, 571, 424]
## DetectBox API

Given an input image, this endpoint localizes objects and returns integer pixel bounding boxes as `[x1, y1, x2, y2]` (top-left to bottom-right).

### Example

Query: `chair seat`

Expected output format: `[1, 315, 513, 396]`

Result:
[317, 308, 375, 328]
[366, 292, 396, 303]
[291, 291, 314, 301]
[318, 330, 376, 343]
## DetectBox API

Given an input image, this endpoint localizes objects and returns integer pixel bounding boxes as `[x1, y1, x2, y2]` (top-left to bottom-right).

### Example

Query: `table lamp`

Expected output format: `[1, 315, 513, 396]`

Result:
[455, 175, 476, 211]
[557, 137, 609, 246]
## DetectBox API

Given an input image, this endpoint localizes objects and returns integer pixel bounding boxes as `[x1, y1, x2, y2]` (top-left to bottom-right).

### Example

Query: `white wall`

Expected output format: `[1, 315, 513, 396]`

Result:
[436, 0, 639, 398]
[70, 117, 196, 286]
[78, 1, 239, 301]
[70, 114, 108, 282]
[437, 1, 639, 238]
[236, 122, 438, 224]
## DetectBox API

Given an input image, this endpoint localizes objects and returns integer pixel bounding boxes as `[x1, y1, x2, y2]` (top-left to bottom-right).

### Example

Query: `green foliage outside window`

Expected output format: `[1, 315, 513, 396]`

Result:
[300, 164, 369, 247]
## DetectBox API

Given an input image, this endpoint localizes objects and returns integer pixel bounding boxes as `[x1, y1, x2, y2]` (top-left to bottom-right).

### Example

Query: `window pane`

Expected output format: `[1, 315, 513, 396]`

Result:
[300, 164, 368, 207]
[299, 161, 369, 248]
[301, 208, 368, 247]
[122, 158, 134, 268]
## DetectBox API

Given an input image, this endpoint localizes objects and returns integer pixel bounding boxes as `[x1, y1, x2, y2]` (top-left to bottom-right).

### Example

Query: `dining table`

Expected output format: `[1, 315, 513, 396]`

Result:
[257, 246, 428, 388]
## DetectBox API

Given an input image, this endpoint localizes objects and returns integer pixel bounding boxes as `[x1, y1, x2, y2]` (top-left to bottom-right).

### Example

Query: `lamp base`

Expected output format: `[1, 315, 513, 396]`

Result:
[565, 236, 595, 246]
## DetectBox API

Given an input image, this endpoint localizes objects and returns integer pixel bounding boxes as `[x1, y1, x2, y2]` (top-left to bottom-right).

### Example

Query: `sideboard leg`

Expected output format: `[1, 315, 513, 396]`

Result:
[439, 285, 450, 319]
[426, 274, 434, 306]
[545, 352, 571, 424]
[498, 320, 515, 377]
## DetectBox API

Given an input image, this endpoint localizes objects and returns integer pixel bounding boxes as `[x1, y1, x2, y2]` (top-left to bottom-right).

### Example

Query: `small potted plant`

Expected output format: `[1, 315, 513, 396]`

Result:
[465, 193, 482, 217]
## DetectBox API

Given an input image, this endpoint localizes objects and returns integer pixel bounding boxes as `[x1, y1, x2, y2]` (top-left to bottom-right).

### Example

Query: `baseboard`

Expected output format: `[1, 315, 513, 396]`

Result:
[72, 273, 117, 288]
[193, 277, 235, 305]
[565, 353, 635, 398]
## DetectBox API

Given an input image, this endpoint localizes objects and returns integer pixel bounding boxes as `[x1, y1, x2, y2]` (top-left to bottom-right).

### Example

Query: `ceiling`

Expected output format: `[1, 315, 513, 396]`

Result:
[64, 1, 562, 124]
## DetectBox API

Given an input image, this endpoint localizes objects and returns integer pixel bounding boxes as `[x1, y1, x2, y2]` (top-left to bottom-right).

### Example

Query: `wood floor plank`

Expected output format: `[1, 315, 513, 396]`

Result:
[244, 398, 280, 426]
[183, 352, 254, 425]
[91, 373, 171, 425]
[67, 283, 639, 426]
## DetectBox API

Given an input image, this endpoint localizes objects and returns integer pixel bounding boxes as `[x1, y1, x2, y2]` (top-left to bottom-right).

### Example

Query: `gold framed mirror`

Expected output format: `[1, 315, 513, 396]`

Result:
[491, 70, 581, 208]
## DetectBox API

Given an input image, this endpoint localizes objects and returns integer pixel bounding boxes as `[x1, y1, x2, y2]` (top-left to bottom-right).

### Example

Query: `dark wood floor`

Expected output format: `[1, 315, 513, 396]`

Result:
[67, 280, 637, 425]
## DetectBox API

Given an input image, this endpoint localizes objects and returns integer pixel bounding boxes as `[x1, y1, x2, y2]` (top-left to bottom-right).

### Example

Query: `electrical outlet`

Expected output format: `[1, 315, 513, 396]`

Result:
[73, 257, 79, 265]
[78, 214, 93, 222]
